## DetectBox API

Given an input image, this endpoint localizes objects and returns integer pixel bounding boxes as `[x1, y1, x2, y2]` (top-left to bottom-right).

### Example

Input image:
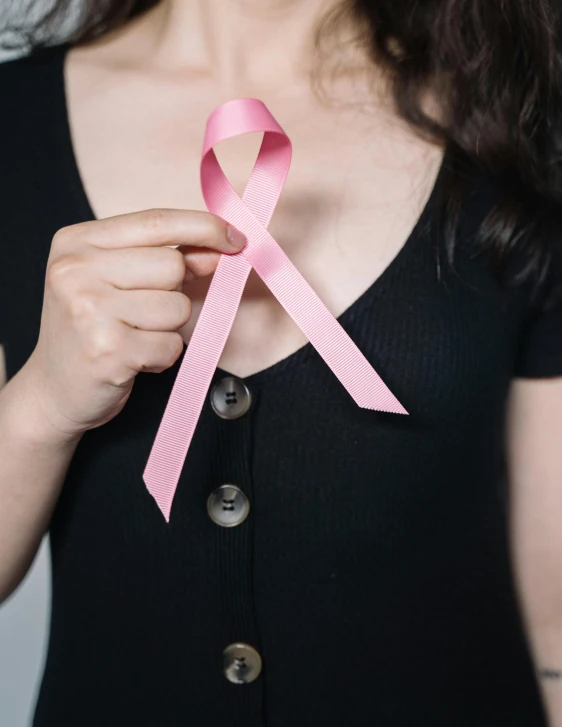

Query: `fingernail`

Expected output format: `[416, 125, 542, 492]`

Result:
[226, 225, 247, 250]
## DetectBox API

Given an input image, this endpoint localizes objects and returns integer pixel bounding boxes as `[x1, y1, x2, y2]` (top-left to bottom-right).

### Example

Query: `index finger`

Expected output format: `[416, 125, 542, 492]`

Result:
[59, 208, 245, 253]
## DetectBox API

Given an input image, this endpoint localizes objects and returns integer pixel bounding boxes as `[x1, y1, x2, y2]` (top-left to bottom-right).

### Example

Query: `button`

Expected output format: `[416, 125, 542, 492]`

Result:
[210, 376, 252, 419]
[222, 642, 262, 684]
[207, 485, 250, 527]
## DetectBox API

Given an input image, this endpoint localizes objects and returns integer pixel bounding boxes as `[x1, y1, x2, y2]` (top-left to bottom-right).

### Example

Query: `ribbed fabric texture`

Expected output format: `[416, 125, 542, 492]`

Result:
[0, 45, 561, 727]
[144, 100, 406, 521]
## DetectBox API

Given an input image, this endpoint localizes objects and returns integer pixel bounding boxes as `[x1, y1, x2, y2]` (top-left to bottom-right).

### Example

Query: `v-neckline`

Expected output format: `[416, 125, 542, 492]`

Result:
[53, 42, 448, 387]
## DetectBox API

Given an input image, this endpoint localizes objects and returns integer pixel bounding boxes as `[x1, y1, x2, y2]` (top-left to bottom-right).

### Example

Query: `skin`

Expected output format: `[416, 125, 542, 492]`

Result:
[507, 380, 562, 725]
[0, 209, 246, 599]
[0, 0, 561, 721]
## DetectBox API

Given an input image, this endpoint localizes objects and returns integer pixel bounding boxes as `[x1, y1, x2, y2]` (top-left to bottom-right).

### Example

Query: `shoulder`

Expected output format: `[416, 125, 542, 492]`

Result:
[0, 44, 67, 137]
[0, 44, 70, 206]
[448, 151, 561, 301]
[454, 159, 562, 378]
[0, 44, 66, 88]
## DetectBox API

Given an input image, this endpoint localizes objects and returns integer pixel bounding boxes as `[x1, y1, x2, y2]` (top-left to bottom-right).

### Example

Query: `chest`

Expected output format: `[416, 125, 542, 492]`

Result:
[65, 60, 444, 377]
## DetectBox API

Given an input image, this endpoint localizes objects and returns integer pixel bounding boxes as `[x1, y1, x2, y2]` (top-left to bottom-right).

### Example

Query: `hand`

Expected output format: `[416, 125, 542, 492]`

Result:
[24, 208, 246, 441]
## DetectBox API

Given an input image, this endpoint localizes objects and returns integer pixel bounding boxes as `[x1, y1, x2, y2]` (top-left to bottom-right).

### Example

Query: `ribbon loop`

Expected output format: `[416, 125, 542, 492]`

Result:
[143, 98, 407, 523]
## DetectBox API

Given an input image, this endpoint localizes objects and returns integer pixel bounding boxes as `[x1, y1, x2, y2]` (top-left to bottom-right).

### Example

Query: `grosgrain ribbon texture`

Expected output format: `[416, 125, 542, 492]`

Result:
[143, 97, 408, 522]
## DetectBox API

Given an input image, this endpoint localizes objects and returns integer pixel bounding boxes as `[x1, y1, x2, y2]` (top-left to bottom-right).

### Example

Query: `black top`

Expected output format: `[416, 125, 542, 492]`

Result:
[1, 45, 562, 727]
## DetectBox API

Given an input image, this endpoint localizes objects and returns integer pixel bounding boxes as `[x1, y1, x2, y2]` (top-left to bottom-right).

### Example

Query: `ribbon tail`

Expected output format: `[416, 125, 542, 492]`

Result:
[143, 251, 252, 521]
[240, 230, 408, 416]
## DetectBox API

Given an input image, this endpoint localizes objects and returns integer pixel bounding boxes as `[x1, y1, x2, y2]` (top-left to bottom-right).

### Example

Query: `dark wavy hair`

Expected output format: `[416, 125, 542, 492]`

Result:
[3, 0, 562, 302]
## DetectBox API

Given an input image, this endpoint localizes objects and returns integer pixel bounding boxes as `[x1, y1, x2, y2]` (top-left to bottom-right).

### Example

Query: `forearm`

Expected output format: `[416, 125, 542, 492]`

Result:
[528, 627, 562, 726]
[510, 513, 562, 727]
[506, 378, 562, 725]
[0, 362, 80, 603]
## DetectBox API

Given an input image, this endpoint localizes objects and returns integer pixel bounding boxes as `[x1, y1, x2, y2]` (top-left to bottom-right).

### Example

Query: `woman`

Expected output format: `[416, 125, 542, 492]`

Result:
[0, 0, 561, 724]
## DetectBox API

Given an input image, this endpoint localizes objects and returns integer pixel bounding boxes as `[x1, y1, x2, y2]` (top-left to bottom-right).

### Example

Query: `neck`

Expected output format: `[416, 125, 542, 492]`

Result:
[107, 0, 363, 92]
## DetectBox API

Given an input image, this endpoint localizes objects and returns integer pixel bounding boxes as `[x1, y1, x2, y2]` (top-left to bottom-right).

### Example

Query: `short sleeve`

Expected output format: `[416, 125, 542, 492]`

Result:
[514, 237, 562, 378]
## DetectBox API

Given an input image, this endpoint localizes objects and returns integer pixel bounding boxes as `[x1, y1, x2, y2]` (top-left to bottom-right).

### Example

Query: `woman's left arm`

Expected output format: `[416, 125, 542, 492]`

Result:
[507, 376, 562, 726]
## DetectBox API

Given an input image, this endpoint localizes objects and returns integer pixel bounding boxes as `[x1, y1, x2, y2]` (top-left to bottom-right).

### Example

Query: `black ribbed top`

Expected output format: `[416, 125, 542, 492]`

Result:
[0, 45, 561, 727]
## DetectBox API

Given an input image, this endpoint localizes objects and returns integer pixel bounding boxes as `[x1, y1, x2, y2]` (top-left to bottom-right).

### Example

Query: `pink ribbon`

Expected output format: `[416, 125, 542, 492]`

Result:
[143, 98, 407, 522]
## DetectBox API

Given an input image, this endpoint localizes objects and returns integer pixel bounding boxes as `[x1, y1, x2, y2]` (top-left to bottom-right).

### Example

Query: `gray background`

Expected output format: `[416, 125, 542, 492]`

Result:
[0, 541, 50, 726]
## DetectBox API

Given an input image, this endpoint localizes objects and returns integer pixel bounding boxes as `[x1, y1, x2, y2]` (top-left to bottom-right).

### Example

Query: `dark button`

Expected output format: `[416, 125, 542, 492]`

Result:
[207, 485, 250, 527]
[222, 642, 262, 684]
[210, 376, 252, 419]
